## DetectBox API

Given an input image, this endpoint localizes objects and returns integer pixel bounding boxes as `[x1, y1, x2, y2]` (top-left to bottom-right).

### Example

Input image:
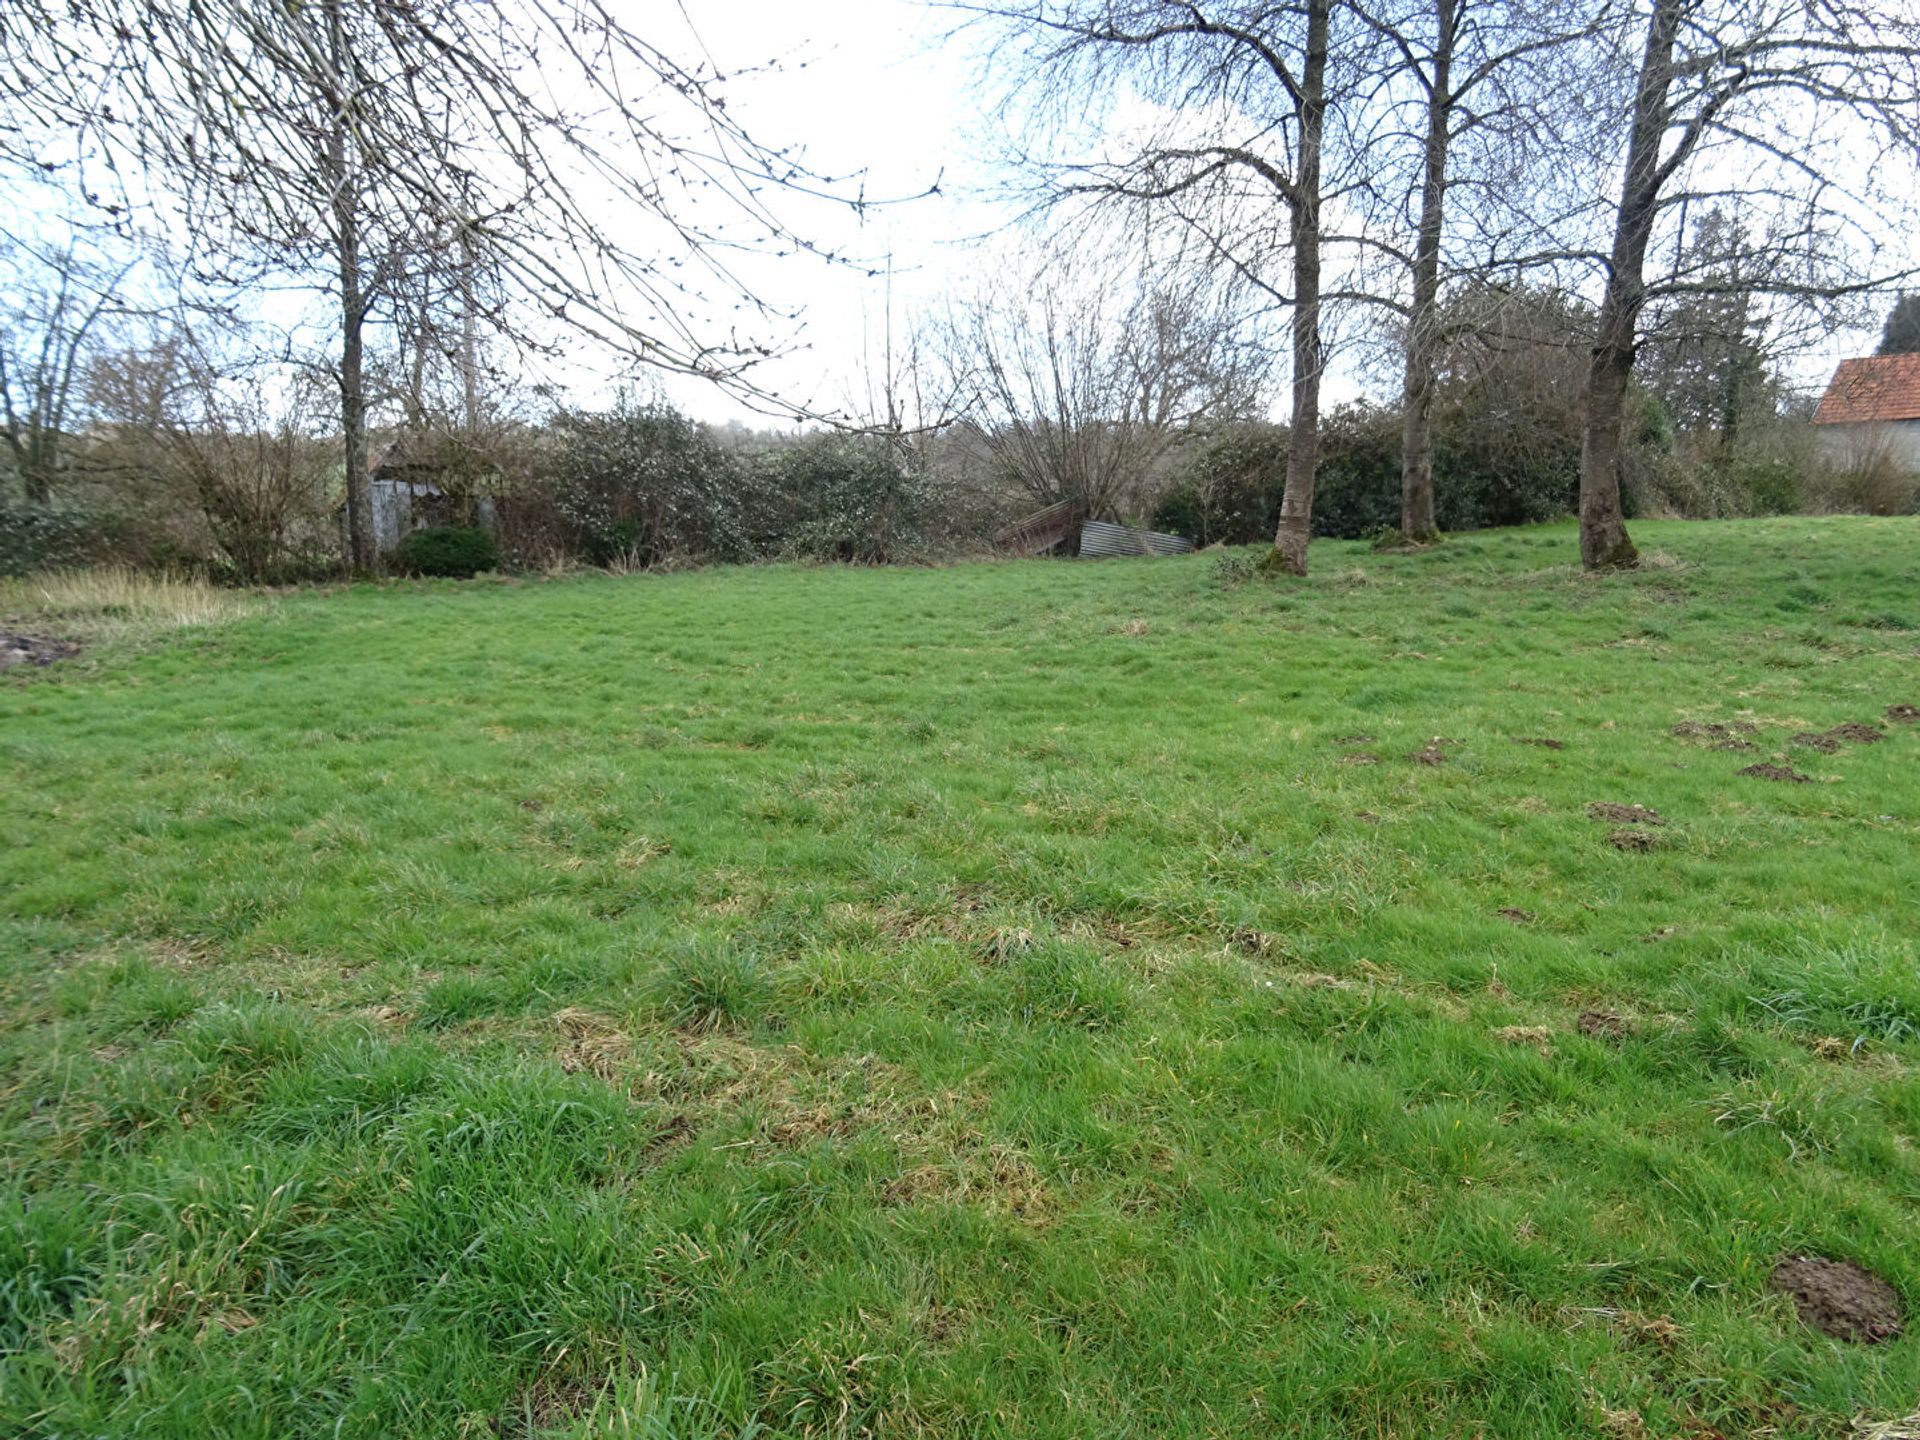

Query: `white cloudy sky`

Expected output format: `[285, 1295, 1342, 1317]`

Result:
[638, 0, 1015, 424]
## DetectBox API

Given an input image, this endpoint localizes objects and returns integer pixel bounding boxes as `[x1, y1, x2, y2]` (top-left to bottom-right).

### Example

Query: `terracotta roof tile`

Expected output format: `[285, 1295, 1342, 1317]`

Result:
[1814, 354, 1920, 424]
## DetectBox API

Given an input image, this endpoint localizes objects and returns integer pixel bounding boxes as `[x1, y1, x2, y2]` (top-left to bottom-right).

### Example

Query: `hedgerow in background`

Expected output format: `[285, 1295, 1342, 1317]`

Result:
[0, 507, 144, 577]
[545, 399, 760, 568]
[1151, 423, 1289, 546]
[763, 433, 935, 564]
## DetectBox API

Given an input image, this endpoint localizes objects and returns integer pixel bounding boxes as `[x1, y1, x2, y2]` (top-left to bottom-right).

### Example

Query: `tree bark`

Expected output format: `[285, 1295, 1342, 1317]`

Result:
[1267, 0, 1331, 576]
[20, 462, 51, 507]
[326, 0, 374, 573]
[1398, 0, 1454, 546]
[1580, 0, 1681, 571]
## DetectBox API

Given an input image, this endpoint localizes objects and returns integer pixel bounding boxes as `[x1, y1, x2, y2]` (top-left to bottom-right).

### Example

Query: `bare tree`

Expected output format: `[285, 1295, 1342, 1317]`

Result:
[940, 252, 1273, 534]
[1577, 0, 1920, 569]
[966, 0, 1348, 573]
[89, 328, 334, 580]
[1347, 0, 1612, 544]
[1, 0, 885, 568]
[0, 240, 134, 505]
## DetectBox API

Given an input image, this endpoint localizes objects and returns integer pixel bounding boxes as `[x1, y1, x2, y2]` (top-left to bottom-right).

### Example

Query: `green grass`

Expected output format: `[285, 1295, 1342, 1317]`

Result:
[3, 516, 1920, 1438]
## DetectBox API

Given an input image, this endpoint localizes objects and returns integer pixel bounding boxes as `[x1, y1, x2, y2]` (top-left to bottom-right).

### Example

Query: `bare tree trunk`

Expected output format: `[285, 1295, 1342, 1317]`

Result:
[1399, 0, 1454, 546]
[20, 461, 51, 506]
[326, 0, 374, 572]
[1267, 0, 1331, 576]
[1580, 0, 1680, 571]
[339, 235, 372, 570]
[460, 229, 481, 436]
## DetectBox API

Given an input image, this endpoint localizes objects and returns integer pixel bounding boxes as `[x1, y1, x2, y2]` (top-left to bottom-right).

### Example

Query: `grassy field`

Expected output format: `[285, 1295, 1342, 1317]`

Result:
[4, 516, 1919, 1439]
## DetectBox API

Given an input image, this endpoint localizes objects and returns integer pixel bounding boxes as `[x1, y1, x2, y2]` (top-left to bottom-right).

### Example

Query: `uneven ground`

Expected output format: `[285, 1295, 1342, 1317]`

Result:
[3, 517, 1919, 1439]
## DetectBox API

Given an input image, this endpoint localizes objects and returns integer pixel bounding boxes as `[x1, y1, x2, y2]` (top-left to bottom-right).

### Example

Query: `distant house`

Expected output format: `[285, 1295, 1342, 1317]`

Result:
[1813, 354, 1920, 469]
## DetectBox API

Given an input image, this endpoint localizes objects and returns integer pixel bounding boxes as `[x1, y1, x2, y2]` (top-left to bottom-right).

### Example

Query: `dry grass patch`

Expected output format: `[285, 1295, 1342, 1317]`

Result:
[0, 566, 259, 648]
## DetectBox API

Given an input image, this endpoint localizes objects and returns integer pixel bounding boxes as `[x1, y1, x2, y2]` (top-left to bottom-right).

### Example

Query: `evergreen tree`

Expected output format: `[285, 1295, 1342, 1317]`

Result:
[1876, 295, 1920, 355]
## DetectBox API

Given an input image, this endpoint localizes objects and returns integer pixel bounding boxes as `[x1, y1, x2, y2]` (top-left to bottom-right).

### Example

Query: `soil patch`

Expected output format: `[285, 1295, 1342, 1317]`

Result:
[1409, 739, 1457, 766]
[1828, 722, 1885, 745]
[1769, 1256, 1903, 1343]
[1797, 723, 1884, 752]
[1578, 1008, 1631, 1040]
[1497, 907, 1536, 925]
[0, 633, 79, 671]
[1515, 737, 1567, 750]
[1672, 720, 1758, 741]
[1740, 762, 1812, 784]
[1588, 802, 1666, 826]
[1887, 704, 1919, 725]
[1609, 829, 1656, 852]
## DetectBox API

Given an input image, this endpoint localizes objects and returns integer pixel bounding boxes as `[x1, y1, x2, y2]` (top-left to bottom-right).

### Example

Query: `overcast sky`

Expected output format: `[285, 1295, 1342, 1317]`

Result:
[648, 1, 1897, 426]
[640, 0, 1009, 425]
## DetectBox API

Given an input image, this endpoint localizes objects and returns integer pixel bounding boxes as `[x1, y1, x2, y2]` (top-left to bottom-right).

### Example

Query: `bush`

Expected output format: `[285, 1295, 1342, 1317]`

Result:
[1628, 447, 1805, 519]
[1151, 425, 1288, 545]
[0, 506, 144, 577]
[1312, 406, 1407, 539]
[394, 525, 499, 578]
[1156, 401, 1582, 546]
[763, 433, 934, 563]
[1799, 440, 1919, 518]
[545, 400, 759, 567]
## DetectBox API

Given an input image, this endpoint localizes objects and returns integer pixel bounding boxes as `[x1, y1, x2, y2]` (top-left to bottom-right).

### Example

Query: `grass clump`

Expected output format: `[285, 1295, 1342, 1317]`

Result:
[657, 942, 766, 1032]
[3, 516, 1920, 1436]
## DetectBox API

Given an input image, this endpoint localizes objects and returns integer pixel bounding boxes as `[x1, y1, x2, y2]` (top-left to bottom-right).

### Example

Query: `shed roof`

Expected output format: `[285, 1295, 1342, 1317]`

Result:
[1814, 354, 1920, 424]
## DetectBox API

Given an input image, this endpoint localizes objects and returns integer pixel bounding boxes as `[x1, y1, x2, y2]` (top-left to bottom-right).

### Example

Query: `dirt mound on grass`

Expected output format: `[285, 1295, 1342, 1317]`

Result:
[1608, 829, 1656, 852]
[0, 633, 79, 671]
[1514, 736, 1567, 750]
[1770, 1256, 1903, 1343]
[1672, 720, 1760, 751]
[1827, 722, 1885, 745]
[1578, 1009, 1631, 1039]
[1672, 720, 1758, 741]
[1796, 723, 1884, 752]
[1740, 762, 1812, 783]
[1887, 704, 1919, 725]
[1588, 802, 1666, 825]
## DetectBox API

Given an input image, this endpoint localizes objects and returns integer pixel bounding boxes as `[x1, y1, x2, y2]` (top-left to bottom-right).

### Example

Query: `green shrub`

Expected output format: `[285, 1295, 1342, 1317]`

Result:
[1151, 425, 1289, 545]
[0, 506, 144, 577]
[394, 525, 499, 578]
[763, 433, 933, 563]
[1312, 406, 1407, 539]
[1158, 401, 1581, 546]
[545, 399, 760, 567]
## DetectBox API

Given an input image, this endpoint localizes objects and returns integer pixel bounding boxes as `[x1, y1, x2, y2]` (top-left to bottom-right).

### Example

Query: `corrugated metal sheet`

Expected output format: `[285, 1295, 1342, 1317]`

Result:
[1079, 520, 1195, 558]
